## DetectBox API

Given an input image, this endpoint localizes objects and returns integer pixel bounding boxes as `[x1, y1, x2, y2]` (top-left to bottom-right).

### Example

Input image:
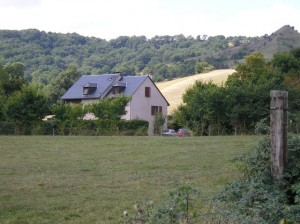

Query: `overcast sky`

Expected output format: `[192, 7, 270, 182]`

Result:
[0, 0, 300, 40]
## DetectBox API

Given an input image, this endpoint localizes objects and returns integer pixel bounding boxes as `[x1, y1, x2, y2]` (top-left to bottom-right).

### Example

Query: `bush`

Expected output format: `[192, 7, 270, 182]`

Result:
[254, 117, 270, 135]
[123, 184, 202, 224]
[215, 136, 300, 223]
[0, 119, 149, 136]
[52, 119, 148, 136]
[0, 122, 15, 134]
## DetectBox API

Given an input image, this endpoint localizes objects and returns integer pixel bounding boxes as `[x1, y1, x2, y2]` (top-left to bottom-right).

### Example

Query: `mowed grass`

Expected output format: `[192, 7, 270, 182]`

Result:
[0, 136, 259, 223]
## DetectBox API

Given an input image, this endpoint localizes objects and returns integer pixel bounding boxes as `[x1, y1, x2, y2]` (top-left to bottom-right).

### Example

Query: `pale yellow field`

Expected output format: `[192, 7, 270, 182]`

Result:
[156, 69, 235, 113]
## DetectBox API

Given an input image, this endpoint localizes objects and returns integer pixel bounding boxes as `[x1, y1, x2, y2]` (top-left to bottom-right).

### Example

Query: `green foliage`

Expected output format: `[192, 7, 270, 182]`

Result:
[0, 29, 257, 83]
[195, 61, 214, 74]
[51, 103, 86, 121]
[4, 84, 49, 134]
[272, 48, 300, 90]
[46, 64, 80, 103]
[0, 62, 26, 96]
[0, 121, 15, 134]
[254, 117, 270, 135]
[173, 50, 300, 134]
[153, 112, 165, 135]
[89, 95, 130, 120]
[27, 119, 148, 136]
[173, 81, 226, 135]
[124, 184, 201, 224]
[0, 95, 5, 121]
[215, 136, 300, 223]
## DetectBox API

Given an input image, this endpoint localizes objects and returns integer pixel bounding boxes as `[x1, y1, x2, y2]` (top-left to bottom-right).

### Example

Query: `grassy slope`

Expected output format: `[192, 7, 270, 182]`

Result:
[156, 69, 235, 113]
[0, 135, 259, 223]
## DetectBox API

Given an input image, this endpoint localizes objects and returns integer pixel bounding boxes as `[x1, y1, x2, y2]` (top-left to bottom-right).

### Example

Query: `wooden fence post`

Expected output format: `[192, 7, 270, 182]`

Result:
[270, 90, 288, 179]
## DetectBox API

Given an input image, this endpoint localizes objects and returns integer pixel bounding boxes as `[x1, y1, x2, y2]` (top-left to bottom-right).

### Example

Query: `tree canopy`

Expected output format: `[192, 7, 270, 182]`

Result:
[173, 50, 300, 135]
[0, 29, 255, 83]
[4, 84, 49, 134]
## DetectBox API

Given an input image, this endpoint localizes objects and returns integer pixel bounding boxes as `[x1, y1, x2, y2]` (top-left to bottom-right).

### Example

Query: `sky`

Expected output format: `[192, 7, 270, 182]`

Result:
[0, 0, 300, 40]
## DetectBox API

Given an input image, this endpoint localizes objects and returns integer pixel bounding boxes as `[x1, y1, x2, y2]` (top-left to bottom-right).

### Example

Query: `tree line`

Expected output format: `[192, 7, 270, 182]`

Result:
[172, 49, 300, 135]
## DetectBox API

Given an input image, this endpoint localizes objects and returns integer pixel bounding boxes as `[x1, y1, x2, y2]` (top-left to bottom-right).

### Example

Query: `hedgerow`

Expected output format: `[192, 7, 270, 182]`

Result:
[0, 119, 149, 136]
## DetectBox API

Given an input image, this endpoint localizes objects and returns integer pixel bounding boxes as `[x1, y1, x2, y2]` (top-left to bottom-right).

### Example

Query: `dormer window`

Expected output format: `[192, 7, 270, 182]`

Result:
[83, 82, 97, 95]
[111, 81, 126, 95]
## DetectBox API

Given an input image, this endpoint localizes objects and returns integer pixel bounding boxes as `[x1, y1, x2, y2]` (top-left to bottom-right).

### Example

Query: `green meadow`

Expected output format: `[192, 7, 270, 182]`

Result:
[0, 136, 259, 223]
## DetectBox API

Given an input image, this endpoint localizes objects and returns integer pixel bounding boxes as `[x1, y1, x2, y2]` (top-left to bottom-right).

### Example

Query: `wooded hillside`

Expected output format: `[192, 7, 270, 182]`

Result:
[0, 25, 299, 83]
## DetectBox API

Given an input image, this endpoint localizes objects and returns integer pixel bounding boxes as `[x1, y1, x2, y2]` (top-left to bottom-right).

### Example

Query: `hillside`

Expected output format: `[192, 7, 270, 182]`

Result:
[260, 25, 300, 59]
[196, 25, 300, 68]
[0, 25, 299, 84]
[157, 69, 235, 113]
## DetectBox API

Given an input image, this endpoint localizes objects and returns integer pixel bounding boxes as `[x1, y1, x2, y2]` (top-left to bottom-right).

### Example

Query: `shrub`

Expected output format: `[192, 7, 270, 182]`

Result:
[0, 119, 149, 136]
[0, 121, 15, 134]
[215, 136, 300, 223]
[123, 184, 202, 224]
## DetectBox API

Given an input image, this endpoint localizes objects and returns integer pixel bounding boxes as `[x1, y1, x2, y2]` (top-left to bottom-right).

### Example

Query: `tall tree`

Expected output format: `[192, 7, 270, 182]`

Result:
[173, 81, 225, 135]
[224, 53, 284, 133]
[51, 103, 86, 121]
[272, 48, 300, 88]
[89, 95, 130, 120]
[47, 64, 80, 103]
[4, 84, 49, 134]
[0, 63, 26, 96]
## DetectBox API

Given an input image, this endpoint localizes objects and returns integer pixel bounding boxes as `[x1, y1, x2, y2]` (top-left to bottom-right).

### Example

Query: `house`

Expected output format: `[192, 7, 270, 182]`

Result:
[61, 74, 169, 135]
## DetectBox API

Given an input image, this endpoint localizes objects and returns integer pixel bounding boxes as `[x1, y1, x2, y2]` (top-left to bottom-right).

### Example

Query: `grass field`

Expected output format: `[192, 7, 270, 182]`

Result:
[156, 69, 235, 113]
[0, 135, 259, 223]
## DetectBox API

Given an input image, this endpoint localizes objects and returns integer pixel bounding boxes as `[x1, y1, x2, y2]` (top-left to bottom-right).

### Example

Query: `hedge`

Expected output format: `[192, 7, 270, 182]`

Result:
[0, 119, 149, 136]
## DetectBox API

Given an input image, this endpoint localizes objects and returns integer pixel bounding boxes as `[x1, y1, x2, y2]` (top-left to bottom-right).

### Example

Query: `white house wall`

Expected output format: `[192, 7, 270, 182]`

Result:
[81, 99, 99, 105]
[129, 78, 168, 135]
[121, 103, 131, 120]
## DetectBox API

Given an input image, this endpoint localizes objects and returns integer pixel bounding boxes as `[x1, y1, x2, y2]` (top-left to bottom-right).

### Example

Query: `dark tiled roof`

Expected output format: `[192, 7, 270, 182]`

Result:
[83, 82, 97, 88]
[113, 81, 127, 88]
[121, 76, 148, 97]
[61, 74, 118, 100]
[61, 74, 148, 100]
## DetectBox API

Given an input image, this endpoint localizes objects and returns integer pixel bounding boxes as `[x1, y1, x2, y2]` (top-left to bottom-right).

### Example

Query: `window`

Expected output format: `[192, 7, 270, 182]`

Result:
[111, 87, 121, 95]
[83, 83, 97, 95]
[151, 106, 162, 115]
[145, 87, 151, 97]
[83, 87, 89, 95]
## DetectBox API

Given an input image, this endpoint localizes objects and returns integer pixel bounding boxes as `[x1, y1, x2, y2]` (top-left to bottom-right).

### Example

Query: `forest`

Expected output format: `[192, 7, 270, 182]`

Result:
[1, 26, 299, 85]
[0, 29, 256, 83]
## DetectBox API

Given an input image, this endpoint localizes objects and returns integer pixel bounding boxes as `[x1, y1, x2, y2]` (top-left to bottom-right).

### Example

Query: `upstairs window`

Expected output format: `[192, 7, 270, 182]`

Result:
[111, 81, 126, 95]
[83, 83, 97, 95]
[83, 87, 89, 95]
[145, 87, 151, 97]
[111, 87, 121, 95]
[151, 106, 162, 115]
